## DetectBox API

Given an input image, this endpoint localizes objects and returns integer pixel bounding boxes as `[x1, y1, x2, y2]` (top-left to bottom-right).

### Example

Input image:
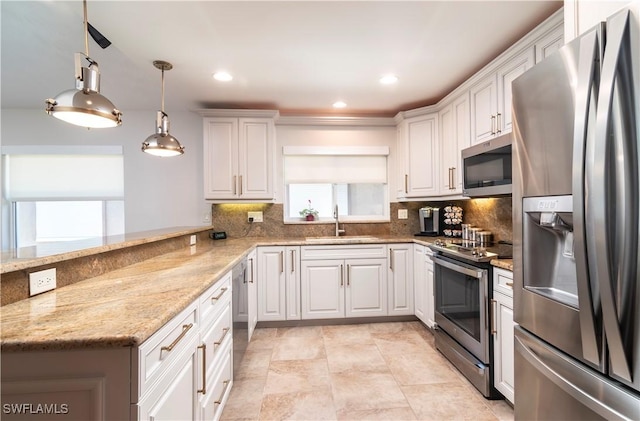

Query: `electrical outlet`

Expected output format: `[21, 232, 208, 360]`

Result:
[247, 211, 263, 222]
[398, 209, 408, 219]
[29, 268, 57, 296]
[190, 235, 197, 245]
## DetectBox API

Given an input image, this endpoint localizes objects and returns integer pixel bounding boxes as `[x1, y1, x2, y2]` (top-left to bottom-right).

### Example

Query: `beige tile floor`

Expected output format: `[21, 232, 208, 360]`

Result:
[222, 321, 514, 421]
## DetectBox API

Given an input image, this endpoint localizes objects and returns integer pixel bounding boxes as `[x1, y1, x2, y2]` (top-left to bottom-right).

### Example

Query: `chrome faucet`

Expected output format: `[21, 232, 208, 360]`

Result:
[334, 205, 345, 237]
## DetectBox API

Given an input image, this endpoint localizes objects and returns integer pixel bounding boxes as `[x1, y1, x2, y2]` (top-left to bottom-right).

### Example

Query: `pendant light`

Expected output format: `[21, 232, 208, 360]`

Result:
[141, 61, 185, 157]
[45, 0, 122, 128]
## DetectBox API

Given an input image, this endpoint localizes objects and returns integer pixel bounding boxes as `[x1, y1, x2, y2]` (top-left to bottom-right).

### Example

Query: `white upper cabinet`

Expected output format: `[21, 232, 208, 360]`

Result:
[534, 24, 564, 63]
[203, 113, 276, 201]
[496, 48, 535, 134]
[471, 47, 534, 144]
[469, 75, 498, 144]
[397, 112, 439, 199]
[438, 92, 469, 195]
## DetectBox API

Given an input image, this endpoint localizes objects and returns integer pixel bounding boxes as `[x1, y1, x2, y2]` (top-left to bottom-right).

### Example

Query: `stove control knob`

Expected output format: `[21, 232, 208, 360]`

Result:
[478, 250, 486, 257]
[471, 249, 477, 256]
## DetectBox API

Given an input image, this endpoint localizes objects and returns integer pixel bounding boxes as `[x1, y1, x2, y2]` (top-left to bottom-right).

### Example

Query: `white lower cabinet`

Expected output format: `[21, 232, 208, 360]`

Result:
[492, 267, 515, 404]
[387, 244, 414, 316]
[413, 244, 435, 328]
[247, 249, 258, 340]
[1, 272, 234, 421]
[300, 244, 388, 320]
[256, 246, 300, 321]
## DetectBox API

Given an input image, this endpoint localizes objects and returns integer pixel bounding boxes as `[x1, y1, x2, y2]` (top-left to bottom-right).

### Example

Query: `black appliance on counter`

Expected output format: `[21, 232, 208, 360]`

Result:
[416, 206, 441, 236]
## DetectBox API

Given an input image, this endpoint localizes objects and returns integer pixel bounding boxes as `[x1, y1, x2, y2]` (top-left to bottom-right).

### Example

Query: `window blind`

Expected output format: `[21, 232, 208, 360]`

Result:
[3, 147, 124, 200]
[283, 146, 389, 184]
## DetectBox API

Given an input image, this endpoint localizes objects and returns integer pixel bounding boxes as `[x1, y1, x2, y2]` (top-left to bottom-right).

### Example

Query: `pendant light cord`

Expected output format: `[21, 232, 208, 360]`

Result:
[161, 68, 165, 113]
[83, 0, 89, 57]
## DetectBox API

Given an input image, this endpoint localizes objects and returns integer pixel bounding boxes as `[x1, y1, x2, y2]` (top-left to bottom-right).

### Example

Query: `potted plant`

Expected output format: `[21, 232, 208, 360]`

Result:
[299, 200, 319, 221]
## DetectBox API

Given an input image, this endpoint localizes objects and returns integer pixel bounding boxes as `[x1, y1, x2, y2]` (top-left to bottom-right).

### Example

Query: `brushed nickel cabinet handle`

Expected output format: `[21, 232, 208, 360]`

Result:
[451, 167, 456, 189]
[340, 264, 344, 287]
[161, 323, 193, 352]
[233, 175, 237, 195]
[496, 113, 502, 134]
[506, 282, 513, 288]
[249, 258, 254, 283]
[404, 174, 408, 194]
[389, 248, 394, 270]
[197, 343, 206, 394]
[347, 264, 351, 286]
[214, 380, 231, 405]
[280, 251, 284, 274]
[291, 250, 295, 273]
[491, 115, 496, 135]
[214, 327, 230, 346]
[491, 299, 498, 335]
[239, 175, 243, 196]
[211, 287, 228, 301]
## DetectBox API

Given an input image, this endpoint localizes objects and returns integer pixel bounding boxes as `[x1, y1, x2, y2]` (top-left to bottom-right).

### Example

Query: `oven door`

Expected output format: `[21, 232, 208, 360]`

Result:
[432, 253, 490, 363]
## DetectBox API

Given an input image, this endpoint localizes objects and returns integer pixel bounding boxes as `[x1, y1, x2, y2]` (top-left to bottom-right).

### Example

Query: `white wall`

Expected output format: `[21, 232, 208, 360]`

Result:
[1, 109, 210, 235]
[274, 124, 397, 203]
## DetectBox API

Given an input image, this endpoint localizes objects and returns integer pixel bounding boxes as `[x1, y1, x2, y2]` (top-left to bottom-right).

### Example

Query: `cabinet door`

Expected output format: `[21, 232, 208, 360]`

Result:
[387, 245, 414, 316]
[404, 114, 439, 197]
[413, 245, 427, 324]
[257, 247, 286, 321]
[138, 337, 199, 421]
[497, 48, 535, 134]
[493, 290, 515, 404]
[345, 258, 387, 318]
[470, 75, 497, 144]
[535, 24, 564, 63]
[452, 92, 470, 192]
[238, 118, 274, 199]
[247, 250, 258, 341]
[438, 104, 456, 194]
[301, 259, 345, 319]
[285, 246, 301, 320]
[203, 118, 239, 199]
[425, 251, 435, 328]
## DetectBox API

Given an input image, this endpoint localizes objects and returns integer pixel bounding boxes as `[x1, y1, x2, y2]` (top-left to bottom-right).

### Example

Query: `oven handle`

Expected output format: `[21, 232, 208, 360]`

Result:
[430, 254, 484, 279]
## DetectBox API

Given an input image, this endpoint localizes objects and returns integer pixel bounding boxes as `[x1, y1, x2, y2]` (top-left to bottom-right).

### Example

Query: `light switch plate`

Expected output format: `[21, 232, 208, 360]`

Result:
[190, 235, 197, 245]
[398, 209, 408, 219]
[248, 211, 263, 222]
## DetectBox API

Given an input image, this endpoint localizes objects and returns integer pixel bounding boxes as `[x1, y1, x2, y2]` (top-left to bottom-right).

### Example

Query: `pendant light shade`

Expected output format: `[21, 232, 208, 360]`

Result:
[45, 0, 122, 128]
[142, 61, 185, 157]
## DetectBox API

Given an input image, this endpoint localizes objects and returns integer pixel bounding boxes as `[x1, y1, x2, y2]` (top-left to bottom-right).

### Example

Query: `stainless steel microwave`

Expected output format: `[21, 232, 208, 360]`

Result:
[461, 133, 512, 197]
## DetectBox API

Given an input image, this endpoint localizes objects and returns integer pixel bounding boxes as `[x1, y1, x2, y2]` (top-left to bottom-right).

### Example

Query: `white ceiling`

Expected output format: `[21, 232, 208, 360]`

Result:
[1, 1, 562, 117]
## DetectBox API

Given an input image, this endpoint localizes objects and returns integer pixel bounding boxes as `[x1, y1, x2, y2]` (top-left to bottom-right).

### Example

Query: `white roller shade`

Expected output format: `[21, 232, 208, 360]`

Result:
[283, 146, 389, 184]
[4, 154, 124, 200]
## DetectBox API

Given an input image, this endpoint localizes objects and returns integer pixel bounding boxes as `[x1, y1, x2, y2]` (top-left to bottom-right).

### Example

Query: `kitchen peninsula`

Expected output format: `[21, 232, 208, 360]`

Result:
[1, 227, 512, 419]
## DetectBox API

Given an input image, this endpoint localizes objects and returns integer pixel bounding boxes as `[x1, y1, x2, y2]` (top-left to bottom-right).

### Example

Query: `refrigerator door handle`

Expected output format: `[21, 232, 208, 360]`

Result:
[593, 9, 637, 383]
[515, 328, 640, 420]
[572, 27, 603, 367]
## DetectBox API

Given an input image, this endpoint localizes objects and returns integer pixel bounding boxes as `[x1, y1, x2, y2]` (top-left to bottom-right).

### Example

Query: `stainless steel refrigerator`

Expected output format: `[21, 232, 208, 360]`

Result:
[512, 3, 640, 420]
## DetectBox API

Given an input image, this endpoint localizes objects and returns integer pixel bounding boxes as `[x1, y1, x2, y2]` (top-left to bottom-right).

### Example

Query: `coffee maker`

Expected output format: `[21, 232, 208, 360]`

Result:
[417, 207, 440, 236]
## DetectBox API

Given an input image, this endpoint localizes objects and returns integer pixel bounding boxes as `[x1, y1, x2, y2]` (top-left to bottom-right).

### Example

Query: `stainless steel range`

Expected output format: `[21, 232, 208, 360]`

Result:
[429, 239, 503, 399]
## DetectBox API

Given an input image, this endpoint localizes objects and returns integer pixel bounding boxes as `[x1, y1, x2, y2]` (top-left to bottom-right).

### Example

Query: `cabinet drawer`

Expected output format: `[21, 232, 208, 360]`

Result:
[200, 272, 232, 325]
[494, 267, 513, 297]
[301, 244, 386, 260]
[201, 301, 233, 379]
[199, 340, 233, 421]
[138, 301, 199, 398]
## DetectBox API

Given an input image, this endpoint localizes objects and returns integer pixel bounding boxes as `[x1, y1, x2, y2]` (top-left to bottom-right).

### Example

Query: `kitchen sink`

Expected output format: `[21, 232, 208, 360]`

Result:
[305, 235, 379, 243]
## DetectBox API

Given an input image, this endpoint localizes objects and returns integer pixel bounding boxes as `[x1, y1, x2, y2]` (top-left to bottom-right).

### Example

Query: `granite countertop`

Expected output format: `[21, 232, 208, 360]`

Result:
[1, 233, 513, 352]
[0, 226, 210, 274]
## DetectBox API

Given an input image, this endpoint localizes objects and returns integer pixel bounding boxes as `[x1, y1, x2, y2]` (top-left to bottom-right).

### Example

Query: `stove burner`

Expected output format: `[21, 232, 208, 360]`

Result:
[430, 239, 498, 263]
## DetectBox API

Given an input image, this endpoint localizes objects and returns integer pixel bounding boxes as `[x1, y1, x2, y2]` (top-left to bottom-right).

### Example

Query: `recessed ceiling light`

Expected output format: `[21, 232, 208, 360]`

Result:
[213, 71, 233, 82]
[333, 101, 347, 108]
[379, 74, 398, 85]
